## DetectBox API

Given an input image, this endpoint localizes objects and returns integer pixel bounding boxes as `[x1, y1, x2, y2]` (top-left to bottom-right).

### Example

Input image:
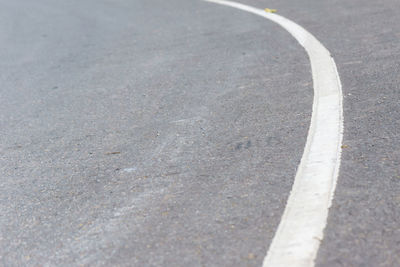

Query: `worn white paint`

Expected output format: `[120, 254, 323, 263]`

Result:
[203, 1, 344, 266]
[122, 167, 137, 173]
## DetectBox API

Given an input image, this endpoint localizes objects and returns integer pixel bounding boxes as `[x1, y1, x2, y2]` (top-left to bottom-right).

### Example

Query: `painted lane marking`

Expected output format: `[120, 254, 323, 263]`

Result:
[203, 1, 343, 266]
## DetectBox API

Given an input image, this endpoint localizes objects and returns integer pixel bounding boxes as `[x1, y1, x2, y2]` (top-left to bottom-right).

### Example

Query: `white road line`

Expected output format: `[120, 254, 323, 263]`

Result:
[203, 1, 343, 266]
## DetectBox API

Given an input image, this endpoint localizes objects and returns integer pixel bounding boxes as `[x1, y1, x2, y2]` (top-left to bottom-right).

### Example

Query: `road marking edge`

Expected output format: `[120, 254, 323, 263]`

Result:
[202, 1, 344, 266]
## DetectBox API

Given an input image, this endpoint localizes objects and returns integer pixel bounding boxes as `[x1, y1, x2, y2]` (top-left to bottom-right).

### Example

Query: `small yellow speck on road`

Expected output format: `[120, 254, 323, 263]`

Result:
[264, 8, 277, 13]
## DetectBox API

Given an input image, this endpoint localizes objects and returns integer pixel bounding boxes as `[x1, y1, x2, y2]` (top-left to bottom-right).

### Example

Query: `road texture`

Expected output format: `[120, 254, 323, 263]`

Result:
[0, 0, 399, 266]
[240, 0, 400, 266]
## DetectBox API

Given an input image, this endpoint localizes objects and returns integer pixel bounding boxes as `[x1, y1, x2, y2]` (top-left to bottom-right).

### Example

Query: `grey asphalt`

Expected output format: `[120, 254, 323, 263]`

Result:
[0, 0, 399, 266]
[242, 0, 400, 266]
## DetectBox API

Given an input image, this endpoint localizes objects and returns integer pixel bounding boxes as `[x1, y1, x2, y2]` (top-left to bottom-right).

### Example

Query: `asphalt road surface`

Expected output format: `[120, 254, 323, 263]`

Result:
[0, 0, 399, 266]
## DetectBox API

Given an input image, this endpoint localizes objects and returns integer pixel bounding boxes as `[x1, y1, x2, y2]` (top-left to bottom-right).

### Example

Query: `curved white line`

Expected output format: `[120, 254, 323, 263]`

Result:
[203, 1, 344, 266]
